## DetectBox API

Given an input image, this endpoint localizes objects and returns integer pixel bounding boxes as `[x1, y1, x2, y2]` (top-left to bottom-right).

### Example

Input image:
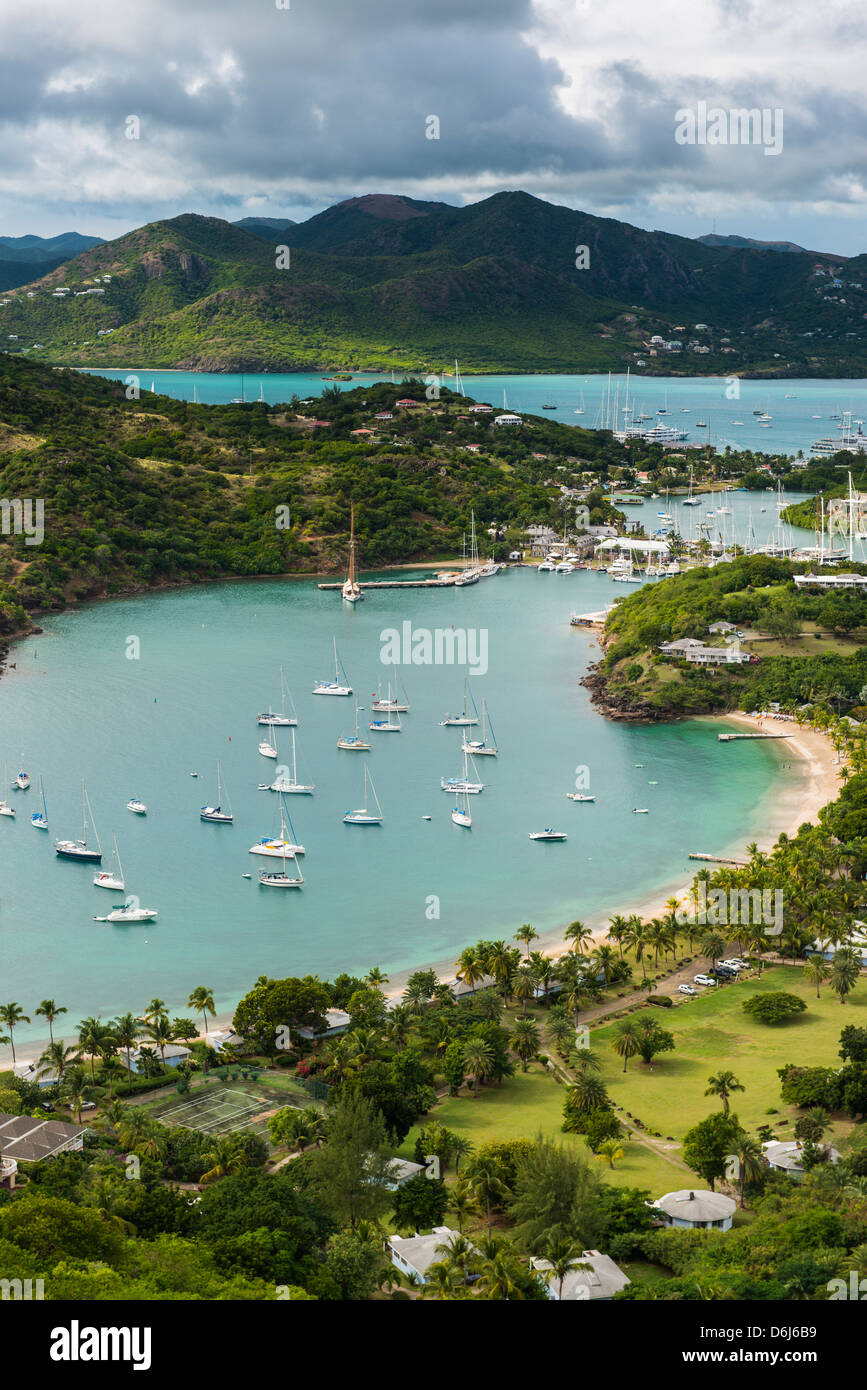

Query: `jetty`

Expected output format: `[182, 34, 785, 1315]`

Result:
[318, 576, 458, 591]
[718, 732, 790, 742]
[570, 608, 613, 628]
[688, 853, 749, 866]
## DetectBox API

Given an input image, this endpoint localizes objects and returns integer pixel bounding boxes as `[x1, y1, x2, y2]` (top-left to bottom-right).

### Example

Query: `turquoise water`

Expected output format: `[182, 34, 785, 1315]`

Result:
[82, 368, 867, 458]
[0, 570, 791, 1042]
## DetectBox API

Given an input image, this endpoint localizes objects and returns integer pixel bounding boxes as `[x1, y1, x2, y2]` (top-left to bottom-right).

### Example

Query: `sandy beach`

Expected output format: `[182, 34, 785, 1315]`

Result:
[3, 711, 842, 1068]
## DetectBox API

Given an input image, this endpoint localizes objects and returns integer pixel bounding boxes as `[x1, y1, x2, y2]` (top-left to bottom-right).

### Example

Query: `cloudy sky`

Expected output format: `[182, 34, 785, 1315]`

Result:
[2, 0, 866, 253]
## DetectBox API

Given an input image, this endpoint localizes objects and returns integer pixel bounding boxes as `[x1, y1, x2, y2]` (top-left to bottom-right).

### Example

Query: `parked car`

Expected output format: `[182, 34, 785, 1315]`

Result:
[711, 966, 737, 979]
[80, 1101, 98, 1112]
[678, 983, 698, 996]
[38, 1101, 54, 1113]
[720, 959, 746, 970]
[694, 974, 716, 987]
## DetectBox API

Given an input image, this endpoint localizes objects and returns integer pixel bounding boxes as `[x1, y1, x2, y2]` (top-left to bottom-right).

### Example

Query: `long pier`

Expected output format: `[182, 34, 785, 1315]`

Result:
[318, 577, 457, 590]
[688, 853, 749, 866]
[718, 732, 790, 742]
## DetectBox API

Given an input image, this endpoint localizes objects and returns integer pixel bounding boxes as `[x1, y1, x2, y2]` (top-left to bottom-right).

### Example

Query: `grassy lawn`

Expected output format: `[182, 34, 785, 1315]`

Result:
[136, 1069, 317, 1141]
[591, 965, 865, 1154]
[399, 965, 864, 1201]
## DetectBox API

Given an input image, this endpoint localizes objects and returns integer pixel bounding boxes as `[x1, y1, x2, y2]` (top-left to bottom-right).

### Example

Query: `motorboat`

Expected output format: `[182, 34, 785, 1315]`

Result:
[529, 829, 567, 841]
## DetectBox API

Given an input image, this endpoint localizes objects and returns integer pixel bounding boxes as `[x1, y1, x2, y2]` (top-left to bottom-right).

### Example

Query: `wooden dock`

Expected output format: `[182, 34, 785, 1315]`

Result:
[718, 733, 789, 742]
[688, 853, 748, 866]
[318, 577, 457, 591]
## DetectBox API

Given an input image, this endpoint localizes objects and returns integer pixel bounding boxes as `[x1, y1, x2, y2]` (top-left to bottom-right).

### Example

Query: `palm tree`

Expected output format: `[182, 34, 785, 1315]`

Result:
[803, 957, 831, 998]
[731, 1133, 763, 1208]
[611, 1020, 641, 1073]
[705, 1070, 745, 1116]
[831, 948, 861, 1004]
[36, 1039, 76, 1084]
[364, 966, 389, 988]
[187, 986, 215, 1040]
[61, 1065, 94, 1122]
[419, 1262, 461, 1300]
[511, 1016, 540, 1071]
[462, 1038, 494, 1098]
[512, 964, 537, 1017]
[112, 1013, 140, 1084]
[514, 924, 538, 959]
[456, 946, 486, 992]
[606, 915, 628, 959]
[467, 1163, 508, 1233]
[98, 1054, 127, 1100]
[566, 1073, 608, 1113]
[76, 1017, 116, 1081]
[0, 1002, 30, 1063]
[566, 920, 594, 955]
[141, 998, 169, 1027]
[448, 1179, 479, 1234]
[435, 1232, 477, 1282]
[594, 1138, 625, 1169]
[542, 1236, 584, 1300]
[589, 944, 618, 985]
[528, 952, 555, 1007]
[384, 1005, 412, 1050]
[200, 1135, 245, 1184]
[35, 999, 67, 1046]
[475, 1247, 525, 1300]
[143, 1014, 175, 1071]
[701, 932, 727, 969]
[450, 1134, 474, 1174]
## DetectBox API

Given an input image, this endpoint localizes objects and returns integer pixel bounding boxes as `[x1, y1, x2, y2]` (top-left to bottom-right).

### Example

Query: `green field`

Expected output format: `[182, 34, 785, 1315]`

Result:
[400, 966, 865, 1198]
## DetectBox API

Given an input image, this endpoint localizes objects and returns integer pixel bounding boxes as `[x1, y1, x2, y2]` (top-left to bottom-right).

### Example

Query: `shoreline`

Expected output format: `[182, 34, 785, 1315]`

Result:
[2, 710, 841, 1070]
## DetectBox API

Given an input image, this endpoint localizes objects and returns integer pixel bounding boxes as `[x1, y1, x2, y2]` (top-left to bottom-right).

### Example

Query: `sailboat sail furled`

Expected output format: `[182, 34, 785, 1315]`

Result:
[200, 762, 234, 822]
[56, 783, 103, 862]
[342, 502, 363, 603]
[313, 638, 353, 696]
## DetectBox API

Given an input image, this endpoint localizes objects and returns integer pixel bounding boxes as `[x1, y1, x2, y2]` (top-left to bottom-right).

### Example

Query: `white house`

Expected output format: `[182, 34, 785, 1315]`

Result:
[493, 413, 523, 426]
[653, 1188, 735, 1231]
[531, 1249, 630, 1301]
[386, 1226, 472, 1284]
[295, 1007, 351, 1041]
[762, 1140, 842, 1179]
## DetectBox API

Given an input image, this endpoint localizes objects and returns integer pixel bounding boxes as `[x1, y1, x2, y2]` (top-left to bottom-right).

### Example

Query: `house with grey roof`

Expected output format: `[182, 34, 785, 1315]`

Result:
[0, 1113, 86, 1190]
[762, 1140, 841, 1179]
[295, 1008, 352, 1041]
[386, 1226, 475, 1284]
[531, 1249, 630, 1301]
[652, 1188, 735, 1231]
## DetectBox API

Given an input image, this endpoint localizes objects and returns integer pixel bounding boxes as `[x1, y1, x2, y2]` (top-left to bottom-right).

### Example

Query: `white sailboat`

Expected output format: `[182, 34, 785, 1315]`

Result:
[337, 703, 371, 750]
[200, 761, 234, 822]
[573, 391, 585, 416]
[249, 793, 306, 857]
[94, 834, 125, 890]
[14, 757, 29, 791]
[682, 466, 701, 506]
[258, 842, 304, 887]
[313, 637, 353, 696]
[271, 728, 315, 793]
[440, 678, 479, 726]
[451, 789, 472, 828]
[462, 699, 498, 756]
[31, 777, 48, 829]
[0, 761, 14, 818]
[257, 667, 298, 726]
[259, 716, 279, 760]
[441, 745, 485, 794]
[371, 668, 410, 712]
[341, 501, 363, 603]
[369, 698, 401, 733]
[56, 783, 102, 862]
[343, 765, 383, 824]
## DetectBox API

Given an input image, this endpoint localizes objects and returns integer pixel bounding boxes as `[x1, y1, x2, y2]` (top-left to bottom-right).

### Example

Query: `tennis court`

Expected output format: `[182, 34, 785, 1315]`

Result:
[152, 1085, 270, 1135]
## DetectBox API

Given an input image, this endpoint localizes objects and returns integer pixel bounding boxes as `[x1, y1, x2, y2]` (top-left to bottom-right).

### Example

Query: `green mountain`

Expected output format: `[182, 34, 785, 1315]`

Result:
[2, 193, 865, 375]
[0, 350, 624, 641]
[695, 233, 812, 255]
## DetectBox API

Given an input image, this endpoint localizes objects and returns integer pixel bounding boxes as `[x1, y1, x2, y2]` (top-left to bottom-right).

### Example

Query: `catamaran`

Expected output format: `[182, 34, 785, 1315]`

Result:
[343, 765, 383, 824]
[337, 703, 371, 750]
[94, 834, 125, 890]
[271, 728, 315, 793]
[451, 789, 472, 828]
[249, 793, 306, 857]
[313, 637, 353, 696]
[341, 502, 363, 603]
[257, 667, 298, 726]
[56, 782, 102, 862]
[31, 777, 48, 830]
[462, 699, 498, 756]
[200, 761, 234, 822]
[258, 718, 279, 759]
[439, 678, 479, 727]
[441, 745, 485, 794]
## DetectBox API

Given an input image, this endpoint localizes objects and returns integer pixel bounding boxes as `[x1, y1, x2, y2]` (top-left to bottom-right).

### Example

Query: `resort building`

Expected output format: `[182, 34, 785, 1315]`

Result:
[0, 1113, 87, 1189]
[652, 1189, 736, 1231]
[762, 1140, 842, 1179]
[493, 413, 523, 426]
[386, 1227, 472, 1284]
[295, 1007, 352, 1041]
[530, 1250, 630, 1301]
[793, 572, 867, 590]
[658, 638, 752, 666]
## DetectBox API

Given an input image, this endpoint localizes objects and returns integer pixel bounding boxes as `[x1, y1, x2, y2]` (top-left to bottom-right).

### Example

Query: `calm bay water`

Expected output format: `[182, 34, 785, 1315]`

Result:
[82, 367, 867, 458]
[0, 570, 794, 1042]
